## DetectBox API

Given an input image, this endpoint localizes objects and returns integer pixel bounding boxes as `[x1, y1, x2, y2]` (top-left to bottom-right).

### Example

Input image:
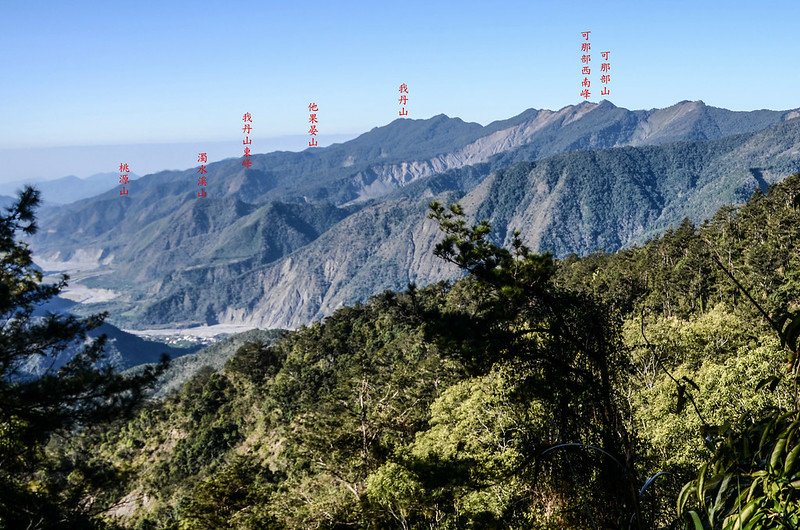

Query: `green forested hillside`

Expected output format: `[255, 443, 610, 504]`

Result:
[128, 328, 288, 399]
[56, 174, 800, 529]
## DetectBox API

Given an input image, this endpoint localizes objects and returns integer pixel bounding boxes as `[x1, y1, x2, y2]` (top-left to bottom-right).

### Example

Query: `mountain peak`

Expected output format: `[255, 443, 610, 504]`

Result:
[674, 99, 706, 108]
[596, 99, 617, 109]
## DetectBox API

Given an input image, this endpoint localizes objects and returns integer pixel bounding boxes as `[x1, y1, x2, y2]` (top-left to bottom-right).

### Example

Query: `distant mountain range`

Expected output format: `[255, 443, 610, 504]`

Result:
[0, 172, 140, 205]
[29, 100, 800, 330]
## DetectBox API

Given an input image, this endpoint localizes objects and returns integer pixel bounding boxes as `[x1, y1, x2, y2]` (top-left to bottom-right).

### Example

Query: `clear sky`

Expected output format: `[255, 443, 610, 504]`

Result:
[0, 1, 797, 178]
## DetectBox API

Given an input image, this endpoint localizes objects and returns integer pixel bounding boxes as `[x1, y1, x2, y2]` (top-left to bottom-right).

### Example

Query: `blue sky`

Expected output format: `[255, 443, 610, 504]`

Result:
[0, 1, 797, 178]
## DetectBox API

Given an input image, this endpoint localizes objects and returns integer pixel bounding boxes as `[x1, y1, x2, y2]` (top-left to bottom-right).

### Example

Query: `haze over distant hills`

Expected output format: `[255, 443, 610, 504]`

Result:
[29, 100, 800, 330]
[0, 135, 358, 186]
[0, 172, 141, 204]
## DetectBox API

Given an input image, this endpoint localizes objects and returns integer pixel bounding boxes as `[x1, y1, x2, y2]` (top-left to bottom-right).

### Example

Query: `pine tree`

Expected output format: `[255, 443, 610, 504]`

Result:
[0, 186, 167, 528]
[426, 201, 641, 528]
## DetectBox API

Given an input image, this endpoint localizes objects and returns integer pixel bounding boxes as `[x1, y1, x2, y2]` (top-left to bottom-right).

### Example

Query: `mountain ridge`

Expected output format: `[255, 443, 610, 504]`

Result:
[0, 172, 141, 205]
[30, 101, 800, 330]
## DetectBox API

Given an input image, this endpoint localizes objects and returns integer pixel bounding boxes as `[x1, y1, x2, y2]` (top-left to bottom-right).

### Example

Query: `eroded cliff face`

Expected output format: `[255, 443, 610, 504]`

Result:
[346, 103, 602, 202]
[341, 100, 800, 205]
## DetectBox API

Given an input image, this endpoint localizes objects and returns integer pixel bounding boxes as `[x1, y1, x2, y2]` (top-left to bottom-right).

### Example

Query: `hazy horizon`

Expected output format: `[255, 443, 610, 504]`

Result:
[4, 96, 799, 184]
[0, 133, 358, 183]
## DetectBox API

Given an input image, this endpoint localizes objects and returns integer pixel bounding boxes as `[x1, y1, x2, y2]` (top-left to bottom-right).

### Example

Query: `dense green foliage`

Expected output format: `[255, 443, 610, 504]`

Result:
[12, 172, 800, 528]
[558, 174, 800, 528]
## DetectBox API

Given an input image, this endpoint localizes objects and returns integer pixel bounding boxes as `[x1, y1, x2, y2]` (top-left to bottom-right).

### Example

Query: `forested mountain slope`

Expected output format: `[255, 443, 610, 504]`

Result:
[78, 173, 800, 529]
